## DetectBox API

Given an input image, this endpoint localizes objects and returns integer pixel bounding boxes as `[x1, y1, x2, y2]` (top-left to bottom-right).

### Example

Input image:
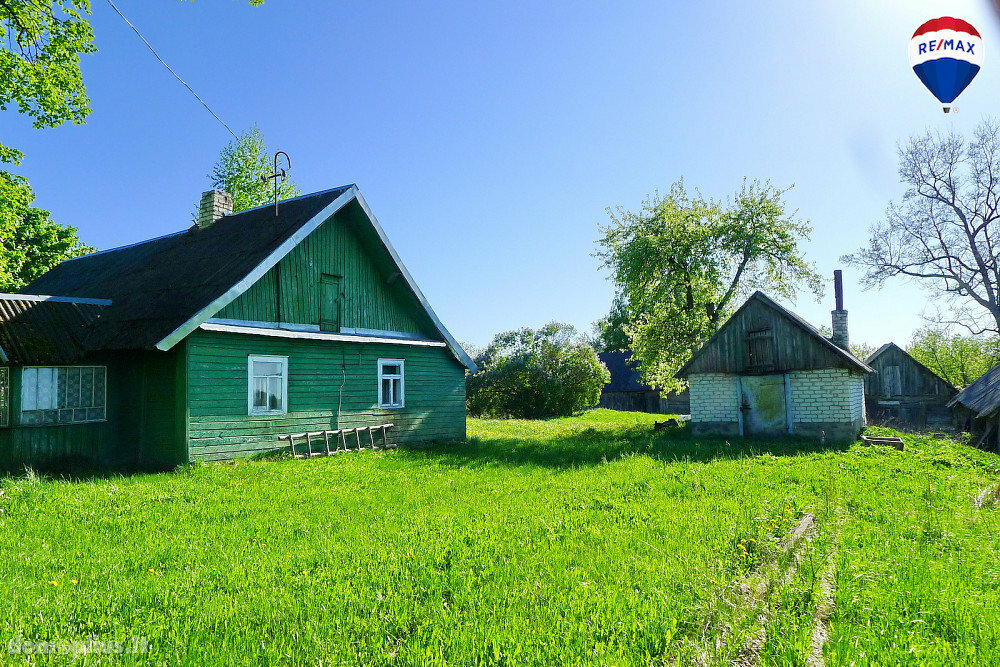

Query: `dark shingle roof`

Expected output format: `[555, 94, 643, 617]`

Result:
[22, 187, 351, 351]
[0, 296, 109, 364]
[599, 351, 653, 392]
[950, 363, 1000, 417]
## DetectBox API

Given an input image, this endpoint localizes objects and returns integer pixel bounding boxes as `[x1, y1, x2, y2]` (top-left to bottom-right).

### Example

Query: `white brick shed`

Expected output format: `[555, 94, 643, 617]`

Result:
[676, 287, 873, 442]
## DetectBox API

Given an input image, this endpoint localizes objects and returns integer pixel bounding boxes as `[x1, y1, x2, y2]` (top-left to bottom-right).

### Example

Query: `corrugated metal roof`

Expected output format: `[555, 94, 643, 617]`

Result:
[949, 362, 1000, 417]
[0, 297, 108, 364]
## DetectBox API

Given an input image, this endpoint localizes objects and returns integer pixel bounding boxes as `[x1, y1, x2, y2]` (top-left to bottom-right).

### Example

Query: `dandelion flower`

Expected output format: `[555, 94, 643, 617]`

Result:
[49, 580, 58, 586]
[71, 579, 78, 585]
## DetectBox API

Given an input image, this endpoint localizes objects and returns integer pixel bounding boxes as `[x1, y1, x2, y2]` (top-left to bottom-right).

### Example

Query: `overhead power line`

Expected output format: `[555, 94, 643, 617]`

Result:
[105, 0, 239, 140]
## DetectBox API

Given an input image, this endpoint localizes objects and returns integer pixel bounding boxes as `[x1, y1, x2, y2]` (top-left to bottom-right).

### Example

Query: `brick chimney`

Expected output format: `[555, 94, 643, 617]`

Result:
[197, 190, 232, 227]
[831, 269, 849, 351]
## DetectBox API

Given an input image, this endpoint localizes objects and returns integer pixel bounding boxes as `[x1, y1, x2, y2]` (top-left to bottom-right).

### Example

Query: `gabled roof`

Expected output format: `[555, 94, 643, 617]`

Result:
[0, 295, 110, 364]
[949, 362, 1000, 417]
[867, 342, 957, 392]
[22, 186, 476, 370]
[676, 291, 874, 377]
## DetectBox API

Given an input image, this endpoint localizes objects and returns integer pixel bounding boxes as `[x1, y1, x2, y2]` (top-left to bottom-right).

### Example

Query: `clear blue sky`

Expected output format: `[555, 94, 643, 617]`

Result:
[5, 0, 999, 349]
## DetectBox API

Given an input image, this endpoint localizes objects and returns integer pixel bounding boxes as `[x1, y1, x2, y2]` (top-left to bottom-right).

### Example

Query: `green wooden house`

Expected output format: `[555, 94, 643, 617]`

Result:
[0, 185, 475, 470]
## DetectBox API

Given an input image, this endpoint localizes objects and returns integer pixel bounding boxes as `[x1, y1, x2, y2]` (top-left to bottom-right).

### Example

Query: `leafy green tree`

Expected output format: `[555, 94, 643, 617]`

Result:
[209, 126, 300, 213]
[1, 1, 259, 284]
[589, 296, 630, 353]
[467, 323, 611, 419]
[907, 325, 1000, 388]
[1, 0, 97, 248]
[596, 179, 821, 393]
[0, 175, 92, 290]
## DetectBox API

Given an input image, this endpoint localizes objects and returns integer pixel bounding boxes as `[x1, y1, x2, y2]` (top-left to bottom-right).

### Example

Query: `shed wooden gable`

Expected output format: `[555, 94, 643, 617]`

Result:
[864, 343, 956, 399]
[677, 291, 872, 377]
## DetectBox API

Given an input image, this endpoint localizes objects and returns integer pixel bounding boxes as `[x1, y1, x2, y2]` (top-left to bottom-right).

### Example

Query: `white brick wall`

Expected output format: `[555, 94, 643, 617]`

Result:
[689, 369, 865, 427]
[787, 368, 864, 423]
[688, 373, 739, 423]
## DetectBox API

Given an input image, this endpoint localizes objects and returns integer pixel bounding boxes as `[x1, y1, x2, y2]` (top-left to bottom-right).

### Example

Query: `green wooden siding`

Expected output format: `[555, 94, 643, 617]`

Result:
[185, 330, 466, 461]
[217, 211, 430, 336]
[0, 349, 188, 471]
[136, 346, 188, 468]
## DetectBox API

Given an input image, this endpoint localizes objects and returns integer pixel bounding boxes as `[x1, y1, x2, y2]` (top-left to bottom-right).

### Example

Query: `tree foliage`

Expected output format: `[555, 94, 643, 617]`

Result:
[0, 173, 92, 290]
[209, 126, 300, 213]
[1, 0, 96, 249]
[467, 323, 611, 419]
[907, 325, 1000, 388]
[589, 296, 630, 353]
[845, 119, 1000, 336]
[1, 1, 258, 286]
[596, 179, 821, 393]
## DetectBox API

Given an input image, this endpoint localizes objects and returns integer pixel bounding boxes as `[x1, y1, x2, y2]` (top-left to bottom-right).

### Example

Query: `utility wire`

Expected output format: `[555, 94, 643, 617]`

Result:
[105, 0, 239, 140]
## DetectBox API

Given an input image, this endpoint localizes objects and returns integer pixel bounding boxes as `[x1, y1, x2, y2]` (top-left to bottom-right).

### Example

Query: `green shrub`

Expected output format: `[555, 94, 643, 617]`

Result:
[467, 323, 610, 418]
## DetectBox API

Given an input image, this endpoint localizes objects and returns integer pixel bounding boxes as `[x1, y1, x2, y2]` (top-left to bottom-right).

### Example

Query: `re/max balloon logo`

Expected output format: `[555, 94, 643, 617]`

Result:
[908, 16, 984, 112]
[916, 39, 977, 56]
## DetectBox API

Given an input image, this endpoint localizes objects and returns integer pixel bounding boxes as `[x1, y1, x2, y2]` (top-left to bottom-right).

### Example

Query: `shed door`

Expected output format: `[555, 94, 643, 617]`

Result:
[319, 275, 342, 332]
[740, 375, 787, 435]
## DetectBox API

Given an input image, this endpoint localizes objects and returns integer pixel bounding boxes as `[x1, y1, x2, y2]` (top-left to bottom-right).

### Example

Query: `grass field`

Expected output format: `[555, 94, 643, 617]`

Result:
[3, 410, 1000, 664]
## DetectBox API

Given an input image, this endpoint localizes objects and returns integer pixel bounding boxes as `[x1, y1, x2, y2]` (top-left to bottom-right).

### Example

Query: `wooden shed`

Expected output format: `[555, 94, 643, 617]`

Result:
[864, 343, 957, 429]
[949, 363, 1000, 448]
[677, 281, 873, 442]
[597, 351, 689, 414]
[0, 185, 475, 470]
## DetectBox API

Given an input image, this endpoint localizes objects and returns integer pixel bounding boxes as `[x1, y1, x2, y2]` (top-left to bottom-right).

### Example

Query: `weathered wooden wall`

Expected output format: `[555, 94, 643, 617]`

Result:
[863, 344, 957, 429]
[598, 390, 690, 414]
[184, 330, 466, 461]
[0, 352, 136, 470]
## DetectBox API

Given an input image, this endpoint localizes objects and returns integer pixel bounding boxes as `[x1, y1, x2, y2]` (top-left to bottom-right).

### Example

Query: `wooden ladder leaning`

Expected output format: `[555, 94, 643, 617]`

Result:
[279, 424, 396, 459]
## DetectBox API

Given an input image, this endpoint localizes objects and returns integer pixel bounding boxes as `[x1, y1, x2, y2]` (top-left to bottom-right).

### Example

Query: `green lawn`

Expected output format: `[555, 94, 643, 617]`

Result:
[2, 410, 1000, 664]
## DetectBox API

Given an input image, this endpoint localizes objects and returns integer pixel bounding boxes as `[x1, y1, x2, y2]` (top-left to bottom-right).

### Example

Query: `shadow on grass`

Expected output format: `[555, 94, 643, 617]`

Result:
[405, 425, 852, 470]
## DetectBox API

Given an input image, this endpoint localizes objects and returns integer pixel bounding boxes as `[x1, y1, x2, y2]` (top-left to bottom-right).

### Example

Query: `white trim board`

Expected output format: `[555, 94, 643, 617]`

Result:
[205, 318, 321, 333]
[206, 319, 439, 343]
[0, 293, 112, 306]
[200, 322, 448, 347]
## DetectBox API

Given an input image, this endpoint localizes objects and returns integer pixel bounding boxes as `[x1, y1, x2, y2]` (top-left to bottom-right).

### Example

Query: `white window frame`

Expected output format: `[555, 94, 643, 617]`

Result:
[20, 365, 107, 426]
[378, 358, 405, 409]
[247, 355, 289, 416]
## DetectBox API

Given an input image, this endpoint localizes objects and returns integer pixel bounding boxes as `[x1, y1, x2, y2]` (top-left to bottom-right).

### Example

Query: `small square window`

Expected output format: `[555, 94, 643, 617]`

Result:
[248, 355, 288, 415]
[378, 359, 404, 409]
